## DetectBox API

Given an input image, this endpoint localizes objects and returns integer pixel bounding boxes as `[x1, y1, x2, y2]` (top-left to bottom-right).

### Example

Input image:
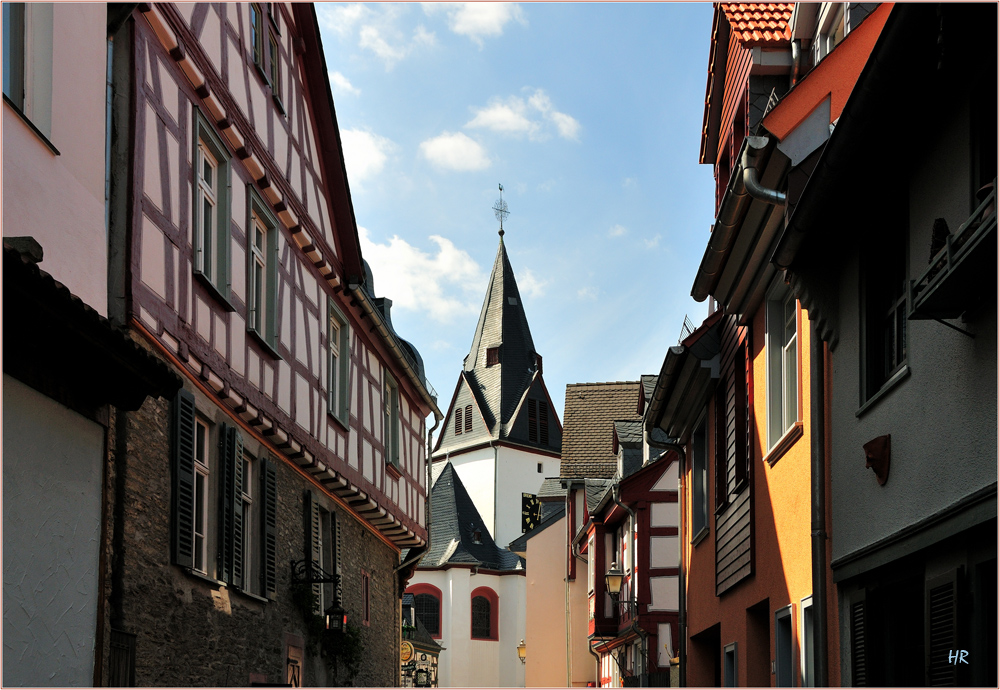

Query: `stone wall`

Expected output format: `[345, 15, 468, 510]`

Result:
[110, 343, 401, 686]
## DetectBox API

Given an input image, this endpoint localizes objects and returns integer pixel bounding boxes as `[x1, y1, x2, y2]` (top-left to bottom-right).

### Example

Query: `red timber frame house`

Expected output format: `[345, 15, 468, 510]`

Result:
[104, 4, 440, 686]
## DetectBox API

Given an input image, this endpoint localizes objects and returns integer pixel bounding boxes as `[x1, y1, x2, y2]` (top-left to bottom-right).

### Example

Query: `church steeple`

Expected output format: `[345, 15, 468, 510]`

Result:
[463, 236, 538, 433]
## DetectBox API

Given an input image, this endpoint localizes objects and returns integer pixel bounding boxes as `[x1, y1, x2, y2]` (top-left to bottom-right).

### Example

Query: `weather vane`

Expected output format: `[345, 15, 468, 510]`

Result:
[492, 183, 509, 237]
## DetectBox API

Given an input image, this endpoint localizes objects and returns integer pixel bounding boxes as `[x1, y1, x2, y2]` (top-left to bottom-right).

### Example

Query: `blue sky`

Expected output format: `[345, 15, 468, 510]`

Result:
[315, 3, 717, 421]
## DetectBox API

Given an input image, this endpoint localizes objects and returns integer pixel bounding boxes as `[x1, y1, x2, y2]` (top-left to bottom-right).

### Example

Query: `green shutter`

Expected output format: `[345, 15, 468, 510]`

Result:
[217, 424, 232, 583]
[229, 427, 245, 591]
[171, 389, 197, 569]
[260, 457, 278, 599]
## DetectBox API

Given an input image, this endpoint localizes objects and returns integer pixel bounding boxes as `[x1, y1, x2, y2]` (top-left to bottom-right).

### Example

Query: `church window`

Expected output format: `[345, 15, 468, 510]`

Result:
[464, 405, 472, 432]
[455, 409, 462, 435]
[470, 587, 499, 640]
[539, 401, 549, 445]
[486, 347, 500, 366]
[528, 399, 538, 442]
[413, 592, 440, 637]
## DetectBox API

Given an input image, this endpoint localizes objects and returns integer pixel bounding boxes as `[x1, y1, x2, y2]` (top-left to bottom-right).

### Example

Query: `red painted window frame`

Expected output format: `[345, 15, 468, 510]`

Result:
[405, 582, 443, 639]
[470, 586, 499, 641]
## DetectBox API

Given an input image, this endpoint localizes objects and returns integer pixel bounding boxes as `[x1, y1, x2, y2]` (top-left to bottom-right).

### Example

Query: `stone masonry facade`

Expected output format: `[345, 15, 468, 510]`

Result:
[106, 340, 400, 686]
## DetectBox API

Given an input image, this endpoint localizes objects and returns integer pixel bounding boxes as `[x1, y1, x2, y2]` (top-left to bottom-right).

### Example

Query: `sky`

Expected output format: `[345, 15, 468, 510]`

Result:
[315, 2, 718, 427]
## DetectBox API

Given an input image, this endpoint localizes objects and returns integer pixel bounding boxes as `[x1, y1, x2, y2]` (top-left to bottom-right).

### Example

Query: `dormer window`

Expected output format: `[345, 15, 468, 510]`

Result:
[535, 353, 543, 373]
[472, 529, 482, 545]
[486, 347, 499, 366]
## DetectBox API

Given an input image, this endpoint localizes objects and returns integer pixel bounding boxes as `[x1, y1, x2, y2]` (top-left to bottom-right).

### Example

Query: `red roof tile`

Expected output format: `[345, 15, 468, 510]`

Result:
[721, 3, 793, 46]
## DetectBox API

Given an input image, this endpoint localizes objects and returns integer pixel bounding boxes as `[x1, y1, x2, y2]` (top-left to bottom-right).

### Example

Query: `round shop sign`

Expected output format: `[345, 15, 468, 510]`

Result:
[401, 641, 414, 663]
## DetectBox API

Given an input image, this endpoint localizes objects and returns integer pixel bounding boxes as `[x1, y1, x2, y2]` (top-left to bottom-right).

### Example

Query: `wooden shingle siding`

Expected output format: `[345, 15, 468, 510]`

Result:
[718, 34, 751, 164]
[715, 315, 752, 595]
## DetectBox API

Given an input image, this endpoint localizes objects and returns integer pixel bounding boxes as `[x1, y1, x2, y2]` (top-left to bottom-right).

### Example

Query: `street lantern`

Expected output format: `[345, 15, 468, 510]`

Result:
[516, 639, 526, 664]
[325, 602, 346, 632]
[605, 562, 624, 600]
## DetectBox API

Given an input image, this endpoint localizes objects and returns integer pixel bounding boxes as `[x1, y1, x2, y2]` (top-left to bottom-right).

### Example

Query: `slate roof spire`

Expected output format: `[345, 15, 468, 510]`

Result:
[463, 235, 538, 433]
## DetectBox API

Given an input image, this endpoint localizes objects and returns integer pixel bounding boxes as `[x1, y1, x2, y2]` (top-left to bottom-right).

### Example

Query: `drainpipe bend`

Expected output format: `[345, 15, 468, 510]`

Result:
[742, 136, 787, 206]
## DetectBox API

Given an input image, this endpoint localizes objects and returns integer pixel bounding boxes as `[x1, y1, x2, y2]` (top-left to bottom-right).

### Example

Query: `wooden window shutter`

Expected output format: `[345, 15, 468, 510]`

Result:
[464, 405, 472, 432]
[171, 389, 197, 569]
[849, 592, 867, 687]
[260, 457, 278, 599]
[486, 347, 499, 366]
[926, 570, 960, 686]
[216, 425, 244, 589]
[539, 401, 549, 445]
[304, 490, 323, 614]
[333, 512, 342, 605]
[528, 399, 538, 442]
[455, 409, 462, 435]
[715, 375, 729, 510]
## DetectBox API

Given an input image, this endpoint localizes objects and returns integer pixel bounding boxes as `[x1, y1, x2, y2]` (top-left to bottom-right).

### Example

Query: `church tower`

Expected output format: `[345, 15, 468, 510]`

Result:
[432, 220, 562, 547]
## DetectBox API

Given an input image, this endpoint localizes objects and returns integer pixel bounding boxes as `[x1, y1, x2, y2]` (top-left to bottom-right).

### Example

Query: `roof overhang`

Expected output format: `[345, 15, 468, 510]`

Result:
[700, 6, 729, 166]
[645, 310, 724, 443]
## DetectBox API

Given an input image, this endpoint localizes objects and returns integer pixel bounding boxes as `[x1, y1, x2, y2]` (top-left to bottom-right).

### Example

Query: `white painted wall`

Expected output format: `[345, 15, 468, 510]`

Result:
[449, 447, 496, 537]
[410, 568, 526, 687]
[3, 375, 104, 686]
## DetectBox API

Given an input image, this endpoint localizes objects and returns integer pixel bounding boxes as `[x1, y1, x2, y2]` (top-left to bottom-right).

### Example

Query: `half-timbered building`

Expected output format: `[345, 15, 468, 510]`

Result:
[104, 4, 441, 685]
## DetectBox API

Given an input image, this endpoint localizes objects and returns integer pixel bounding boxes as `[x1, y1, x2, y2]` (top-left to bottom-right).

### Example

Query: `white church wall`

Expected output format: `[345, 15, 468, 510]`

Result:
[494, 445, 559, 547]
[449, 448, 497, 538]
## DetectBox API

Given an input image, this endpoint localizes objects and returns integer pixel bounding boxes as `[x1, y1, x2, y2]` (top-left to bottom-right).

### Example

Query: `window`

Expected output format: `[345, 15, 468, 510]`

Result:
[862, 211, 908, 401]
[247, 187, 278, 349]
[193, 417, 210, 573]
[471, 596, 491, 638]
[305, 492, 337, 614]
[464, 404, 472, 432]
[328, 300, 350, 426]
[539, 401, 549, 445]
[249, 3, 263, 68]
[470, 587, 499, 640]
[3, 4, 25, 108]
[537, 462, 543, 473]
[588, 536, 596, 593]
[486, 347, 499, 366]
[528, 399, 546, 443]
[3, 3, 53, 138]
[241, 453, 255, 593]
[383, 373, 399, 467]
[268, 32, 280, 100]
[766, 284, 798, 448]
[410, 586, 441, 638]
[814, 3, 846, 64]
[691, 415, 708, 540]
[723, 642, 738, 687]
[361, 570, 370, 626]
[193, 110, 231, 298]
[716, 343, 748, 507]
[454, 408, 462, 435]
[775, 605, 795, 687]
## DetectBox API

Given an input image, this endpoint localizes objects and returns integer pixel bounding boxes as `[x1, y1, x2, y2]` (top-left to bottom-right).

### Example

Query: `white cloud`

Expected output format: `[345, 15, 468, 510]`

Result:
[466, 98, 537, 136]
[320, 4, 436, 69]
[340, 129, 394, 183]
[317, 4, 370, 37]
[518, 268, 549, 299]
[577, 286, 599, 300]
[425, 3, 526, 46]
[359, 25, 407, 65]
[644, 234, 662, 249]
[359, 227, 486, 323]
[420, 132, 491, 171]
[329, 70, 360, 96]
[609, 224, 627, 238]
[465, 88, 580, 141]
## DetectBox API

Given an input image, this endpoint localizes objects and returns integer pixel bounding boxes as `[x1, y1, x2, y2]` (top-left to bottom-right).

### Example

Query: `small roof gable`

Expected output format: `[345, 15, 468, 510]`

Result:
[537, 477, 567, 500]
[561, 381, 643, 479]
[613, 420, 644, 448]
[419, 462, 524, 572]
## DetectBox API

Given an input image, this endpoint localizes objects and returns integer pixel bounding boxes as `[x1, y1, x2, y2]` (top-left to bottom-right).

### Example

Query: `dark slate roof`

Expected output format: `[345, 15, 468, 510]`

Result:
[463, 237, 539, 435]
[537, 477, 567, 500]
[614, 420, 644, 446]
[641, 375, 658, 405]
[585, 479, 614, 516]
[419, 462, 524, 572]
[561, 381, 643, 479]
[508, 503, 566, 554]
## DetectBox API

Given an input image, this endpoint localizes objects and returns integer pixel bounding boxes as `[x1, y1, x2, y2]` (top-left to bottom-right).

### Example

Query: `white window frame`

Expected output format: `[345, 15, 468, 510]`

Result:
[800, 595, 815, 687]
[587, 535, 596, 594]
[193, 110, 231, 298]
[766, 282, 799, 450]
[723, 641, 738, 687]
[691, 413, 709, 542]
[193, 418, 210, 574]
[383, 372, 399, 467]
[249, 210, 266, 331]
[249, 3, 264, 68]
[328, 300, 350, 426]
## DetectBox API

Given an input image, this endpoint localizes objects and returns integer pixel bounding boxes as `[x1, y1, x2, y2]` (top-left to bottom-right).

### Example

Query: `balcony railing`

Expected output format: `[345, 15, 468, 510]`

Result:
[909, 179, 997, 323]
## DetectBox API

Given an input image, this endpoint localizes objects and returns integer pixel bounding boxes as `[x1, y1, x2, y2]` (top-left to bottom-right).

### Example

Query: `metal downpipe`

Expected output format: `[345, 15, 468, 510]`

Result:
[394, 412, 442, 575]
[742, 136, 787, 206]
[810, 320, 829, 686]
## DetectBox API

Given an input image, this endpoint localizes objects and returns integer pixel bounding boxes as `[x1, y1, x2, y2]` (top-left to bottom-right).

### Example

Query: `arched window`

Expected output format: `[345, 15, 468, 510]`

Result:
[470, 586, 499, 640]
[406, 583, 442, 639]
